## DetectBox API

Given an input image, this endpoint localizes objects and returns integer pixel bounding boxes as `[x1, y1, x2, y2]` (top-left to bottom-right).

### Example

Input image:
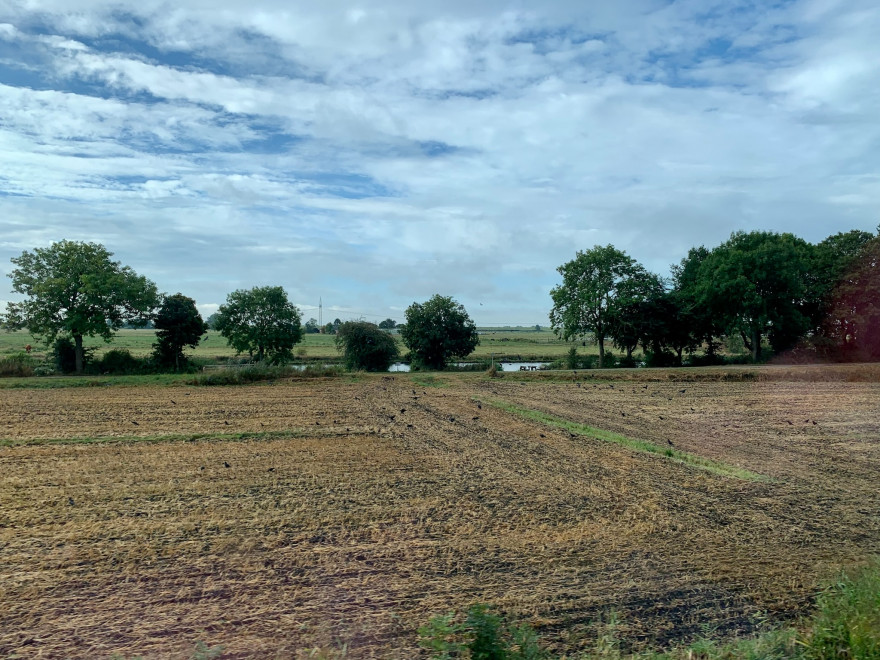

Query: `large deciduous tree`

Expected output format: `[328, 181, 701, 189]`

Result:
[3, 240, 158, 373]
[215, 286, 303, 364]
[400, 295, 479, 370]
[335, 321, 400, 371]
[696, 231, 812, 361]
[829, 237, 880, 359]
[549, 245, 650, 368]
[152, 293, 208, 371]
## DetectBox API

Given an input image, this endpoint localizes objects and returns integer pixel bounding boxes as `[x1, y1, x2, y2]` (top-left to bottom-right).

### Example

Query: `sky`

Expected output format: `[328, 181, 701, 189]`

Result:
[1, 0, 878, 326]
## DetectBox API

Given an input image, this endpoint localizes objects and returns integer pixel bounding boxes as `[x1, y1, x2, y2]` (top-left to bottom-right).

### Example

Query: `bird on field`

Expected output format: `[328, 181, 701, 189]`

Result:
[540, 433, 546, 438]
[476, 402, 482, 409]
[659, 415, 665, 420]
[785, 420, 793, 425]
[643, 384, 648, 389]
[170, 399, 177, 405]
[131, 420, 139, 426]
[260, 422, 266, 427]
[224, 420, 230, 425]
[667, 439, 674, 447]
[621, 412, 626, 417]
[473, 416, 480, 421]
[268, 468, 275, 472]
[576, 382, 581, 388]
[400, 408, 406, 414]
[224, 462, 231, 468]
[679, 389, 686, 394]
[812, 420, 817, 425]
[68, 497, 74, 506]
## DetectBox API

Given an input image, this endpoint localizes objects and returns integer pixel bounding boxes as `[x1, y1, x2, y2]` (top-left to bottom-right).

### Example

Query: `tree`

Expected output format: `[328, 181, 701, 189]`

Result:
[3, 240, 158, 374]
[549, 245, 648, 368]
[214, 286, 302, 364]
[670, 246, 722, 362]
[152, 293, 207, 371]
[829, 237, 880, 358]
[303, 318, 320, 334]
[606, 270, 665, 363]
[205, 313, 220, 330]
[400, 295, 479, 370]
[378, 318, 397, 330]
[696, 231, 812, 361]
[335, 321, 400, 371]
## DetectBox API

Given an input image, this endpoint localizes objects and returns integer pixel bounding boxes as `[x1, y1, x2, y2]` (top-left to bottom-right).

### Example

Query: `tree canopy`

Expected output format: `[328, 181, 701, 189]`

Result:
[152, 293, 208, 371]
[335, 321, 400, 371]
[549, 245, 652, 367]
[400, 295, 479, 370]
[695, 231, 812, 360]
[3, 240, 158, 373]
[214, 286, 302, 364]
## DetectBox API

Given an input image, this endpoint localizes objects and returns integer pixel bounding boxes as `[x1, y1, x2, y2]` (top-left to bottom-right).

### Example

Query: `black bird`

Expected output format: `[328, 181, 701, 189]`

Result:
[224, 462, 231, 468]
[476, 402, 482, 409]
[643, 384, 648, 389]
[400, 408, 406, 413]
[267, 467, 275, 472]
[576, 382, 581, 387]
[540, 433, 546, 438]
[667, 439, 674, 447]
[68, 497, 75, 506]
[388, 415, 396, 421]
[170, 399, 177, 405]
[260, 422, 266, 427]
[131, 420, 139, 426]
[224, 420, 230, 425]
[473, 416, 480, 421]
[200, 466, 205, 470]
[449, 416, 455, 422]
[621, 412, 626, 417]
[412, 389, 417, 395]
[184, 393, 190, 396]
[785, 420, 793, 425]
[812, 420, 818, 425]
[679, 389, 686, 394]
[659, 415, 665, 420]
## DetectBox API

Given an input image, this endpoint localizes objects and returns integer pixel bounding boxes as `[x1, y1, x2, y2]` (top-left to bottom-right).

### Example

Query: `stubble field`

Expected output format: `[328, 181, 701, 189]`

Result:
[1, 367, 878, 658]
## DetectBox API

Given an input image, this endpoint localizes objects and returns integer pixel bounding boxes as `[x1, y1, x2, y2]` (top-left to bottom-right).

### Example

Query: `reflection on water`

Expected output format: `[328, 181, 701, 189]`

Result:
[389, 361, 550, 373]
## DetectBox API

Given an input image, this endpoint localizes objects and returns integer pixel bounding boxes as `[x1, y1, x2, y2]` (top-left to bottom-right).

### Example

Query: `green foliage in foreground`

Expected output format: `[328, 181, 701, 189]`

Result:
[420, 558, 880, 659]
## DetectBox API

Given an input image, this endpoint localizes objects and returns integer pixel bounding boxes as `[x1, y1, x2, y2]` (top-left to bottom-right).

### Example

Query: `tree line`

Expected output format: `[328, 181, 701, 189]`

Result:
[1, 241, 477, 374]
[550, 228, 880, 367]
[3, 229, 878, 374]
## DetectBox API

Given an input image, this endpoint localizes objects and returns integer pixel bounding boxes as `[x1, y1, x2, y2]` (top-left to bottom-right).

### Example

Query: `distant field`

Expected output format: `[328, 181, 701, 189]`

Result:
[1, 366, 878, 657]
[0, 328, 593, 362]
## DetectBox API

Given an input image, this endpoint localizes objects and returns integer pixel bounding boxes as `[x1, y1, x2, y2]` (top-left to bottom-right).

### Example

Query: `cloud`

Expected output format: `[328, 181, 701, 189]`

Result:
[1, 0, 878, 325]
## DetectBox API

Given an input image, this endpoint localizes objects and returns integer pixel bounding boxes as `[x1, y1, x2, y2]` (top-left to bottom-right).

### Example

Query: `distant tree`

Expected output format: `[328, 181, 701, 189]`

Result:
[401, 295, 479, 370]
[696, 231, 812, 360]
[304, 318, 320, 334]
[215, 286, 302, 364]
[829, 237, 880, 358]
[322, 322, 335, 335]
[606, 270, 665, 363]
[2, 240, 158, 373]
[205, 313, 220, 330]
[378, 318, 397, 330]
[152, 293, 208, 371]
[809, 230, 875, 343]
[671, 246, 722, 361]
[335, 321, 400, 371]
[549, 245, 648, 368]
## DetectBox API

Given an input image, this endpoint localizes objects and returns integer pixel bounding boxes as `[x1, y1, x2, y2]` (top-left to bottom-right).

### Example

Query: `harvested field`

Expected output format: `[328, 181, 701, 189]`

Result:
[1, 368, 879, 658]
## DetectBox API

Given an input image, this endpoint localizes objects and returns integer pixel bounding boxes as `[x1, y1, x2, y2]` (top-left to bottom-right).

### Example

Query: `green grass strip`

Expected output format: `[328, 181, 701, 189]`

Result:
[0, 427, 366, 448]
[483, 398, 770, 482]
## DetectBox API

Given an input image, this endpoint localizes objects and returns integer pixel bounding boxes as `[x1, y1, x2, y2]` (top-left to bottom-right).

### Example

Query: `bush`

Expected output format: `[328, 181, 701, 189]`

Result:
[0, 353, 36, 377]
[99, 349, 148, 375]
[419, 604, 547, 659]
[52, 337, 96, 374]
[187, 364, 343, 386]
[335, 321, 399, 372]
[644, 350, 679, 367]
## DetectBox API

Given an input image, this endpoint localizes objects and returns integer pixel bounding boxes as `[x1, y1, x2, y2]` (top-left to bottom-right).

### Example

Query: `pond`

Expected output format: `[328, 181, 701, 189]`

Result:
[389, 361, 551, 373]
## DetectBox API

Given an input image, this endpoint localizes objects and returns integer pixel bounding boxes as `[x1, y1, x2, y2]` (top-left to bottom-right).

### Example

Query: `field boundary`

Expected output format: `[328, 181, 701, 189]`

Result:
[482, 397, 771, 482]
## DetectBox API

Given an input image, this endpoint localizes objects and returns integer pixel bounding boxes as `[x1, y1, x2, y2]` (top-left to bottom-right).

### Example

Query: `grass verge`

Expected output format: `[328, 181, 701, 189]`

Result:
[483, 398, 769, 482]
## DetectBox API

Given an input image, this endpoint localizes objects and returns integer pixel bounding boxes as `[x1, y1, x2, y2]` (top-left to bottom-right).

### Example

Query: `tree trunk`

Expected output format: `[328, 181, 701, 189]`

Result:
[598, 337, 605, 368]
[676, 347, 683, 366]
[752, 328, 761, 362]
[74, 334, 84, 374]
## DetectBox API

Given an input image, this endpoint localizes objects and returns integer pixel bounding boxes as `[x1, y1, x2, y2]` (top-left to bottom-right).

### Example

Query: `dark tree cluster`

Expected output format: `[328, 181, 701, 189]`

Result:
[551, 229, 880, 365]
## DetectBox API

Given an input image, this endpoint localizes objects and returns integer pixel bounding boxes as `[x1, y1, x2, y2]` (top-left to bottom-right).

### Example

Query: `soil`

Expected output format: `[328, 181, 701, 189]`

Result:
[1, 369, 878, 658]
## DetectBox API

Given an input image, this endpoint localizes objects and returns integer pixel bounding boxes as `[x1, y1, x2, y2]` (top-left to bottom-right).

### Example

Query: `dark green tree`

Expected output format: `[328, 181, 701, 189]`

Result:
[303, 318, 320, 334]
[215, 286, 302, 364]
[3, 240, 158, 373]
[671, 246, 723, 362]
[606, 270, 665, 363]
[696, 231, 812, 361]
[549, 245, 647, 367]
[152, 293, 208, 371]
[829, 237, 880, 358]
[335, 321, 400, 371]
[400, 295, 479, 370]
[378, 318, 397, 330]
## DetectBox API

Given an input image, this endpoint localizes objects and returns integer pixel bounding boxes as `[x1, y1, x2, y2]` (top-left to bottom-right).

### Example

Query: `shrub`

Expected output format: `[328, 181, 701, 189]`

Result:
[52, 337, 96, 374]
[99, 349, 147, 375]
[419, 604, 546, 659]
[335, 321, 399, 372]
[0, 353, 36, 377]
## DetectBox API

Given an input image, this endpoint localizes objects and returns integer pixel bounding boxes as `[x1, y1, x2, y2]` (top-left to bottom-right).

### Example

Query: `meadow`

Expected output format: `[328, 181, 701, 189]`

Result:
[0, 327, 595, 364]
[1, 366, 878, 657]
